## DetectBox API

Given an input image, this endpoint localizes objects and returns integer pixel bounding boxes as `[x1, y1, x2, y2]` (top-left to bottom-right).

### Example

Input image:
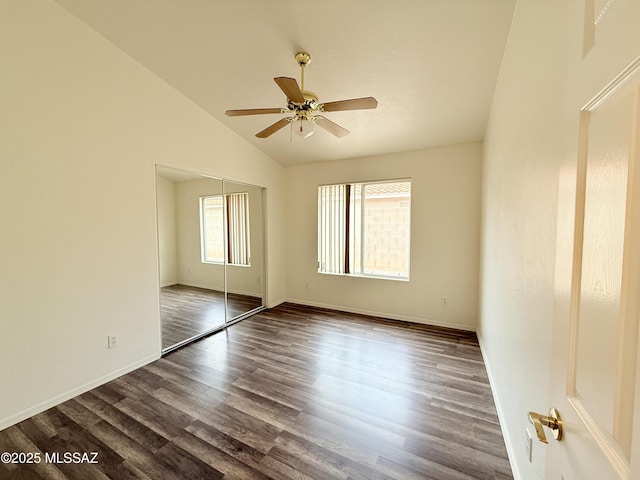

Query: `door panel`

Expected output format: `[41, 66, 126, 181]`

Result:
[573, 75, 635, 459]
[550, 60, 640, 480]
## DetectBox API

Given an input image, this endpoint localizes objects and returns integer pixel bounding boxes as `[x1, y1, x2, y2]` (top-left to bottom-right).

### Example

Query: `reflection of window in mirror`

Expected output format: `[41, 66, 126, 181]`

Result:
[200, 192, 251, 266]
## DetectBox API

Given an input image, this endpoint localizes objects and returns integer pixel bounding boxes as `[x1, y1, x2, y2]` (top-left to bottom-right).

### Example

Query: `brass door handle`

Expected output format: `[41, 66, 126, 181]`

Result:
[528, 408, 562, 443]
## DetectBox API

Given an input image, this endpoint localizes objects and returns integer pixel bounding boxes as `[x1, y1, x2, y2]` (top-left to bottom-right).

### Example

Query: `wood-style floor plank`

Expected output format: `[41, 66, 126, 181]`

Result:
[161, 284, 263, 349]
[1, 303, 513, 479]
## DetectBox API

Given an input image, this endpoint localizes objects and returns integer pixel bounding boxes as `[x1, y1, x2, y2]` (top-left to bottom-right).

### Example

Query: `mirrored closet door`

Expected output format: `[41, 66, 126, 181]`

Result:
[222, 179, 265, 321]
[155, 166, 265, 353]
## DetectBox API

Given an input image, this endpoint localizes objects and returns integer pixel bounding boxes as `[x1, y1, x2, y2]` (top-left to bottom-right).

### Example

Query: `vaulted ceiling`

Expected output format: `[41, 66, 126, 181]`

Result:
[54, 0, 515, 166]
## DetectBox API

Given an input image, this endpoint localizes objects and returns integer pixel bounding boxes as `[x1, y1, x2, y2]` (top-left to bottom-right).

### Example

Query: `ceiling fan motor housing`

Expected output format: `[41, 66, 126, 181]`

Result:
[288, 90, 319, 112]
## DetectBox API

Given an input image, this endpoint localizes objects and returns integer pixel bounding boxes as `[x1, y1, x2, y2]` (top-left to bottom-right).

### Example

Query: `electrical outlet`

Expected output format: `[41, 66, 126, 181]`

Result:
[107, 334, 119, 349]
[441, 297, 448, 306]
[305, 283, 311, 290]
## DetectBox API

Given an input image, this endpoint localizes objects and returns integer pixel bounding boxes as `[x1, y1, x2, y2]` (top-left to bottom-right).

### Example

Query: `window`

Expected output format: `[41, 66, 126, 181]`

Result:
[318, 180, 411, 279]
[200, 192, 250, 266]
[201, 195, 225, 263]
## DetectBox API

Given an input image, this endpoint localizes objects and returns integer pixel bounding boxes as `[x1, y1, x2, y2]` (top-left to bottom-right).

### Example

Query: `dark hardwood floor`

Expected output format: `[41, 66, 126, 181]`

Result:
[1, 304, 513, 480]
[161, 284, 263, 349]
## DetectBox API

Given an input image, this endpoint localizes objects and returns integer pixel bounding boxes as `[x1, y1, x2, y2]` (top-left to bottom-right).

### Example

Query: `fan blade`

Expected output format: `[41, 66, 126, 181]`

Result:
[256, 118, 291, 138]
[315, 116, 350, 138]
[320, 97, 378, 112]
[226, 108, 285, 116]
[274, 77, 305, 103]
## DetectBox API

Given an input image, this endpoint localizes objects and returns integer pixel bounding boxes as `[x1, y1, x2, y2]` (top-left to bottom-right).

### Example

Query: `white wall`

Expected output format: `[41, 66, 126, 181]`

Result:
[479, 0, 640, 479]
[478, 2, 563, 475]
[156, 175, 178, 287]
[175, 177, 225, 292]
[285, 143, 482, 330]
[0, 0, 285, 429]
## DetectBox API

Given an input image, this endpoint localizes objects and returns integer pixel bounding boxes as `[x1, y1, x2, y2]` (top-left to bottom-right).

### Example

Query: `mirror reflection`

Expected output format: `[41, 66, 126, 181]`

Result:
[223, 180, 264, 320]
[156, 166, 264, 352]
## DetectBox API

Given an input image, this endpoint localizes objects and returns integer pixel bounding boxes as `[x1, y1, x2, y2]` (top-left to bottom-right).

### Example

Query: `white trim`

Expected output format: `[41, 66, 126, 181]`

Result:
[175, 281, 261, 299]
[317, 271, 409, 282]
[477, 331, 521, 480]
[285, 298, 476, 331]
[0, 353, 159, 431]
[265, 297, 286, 309]
[581, 55, 640, 112]
[568, 396, 630, 479]
[154, 161, 267, 190]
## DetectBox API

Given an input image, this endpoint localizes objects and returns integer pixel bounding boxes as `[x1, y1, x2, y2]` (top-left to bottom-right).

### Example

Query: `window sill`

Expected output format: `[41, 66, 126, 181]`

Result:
[318, 271, 409, 282]
[202, 261, 252, 268]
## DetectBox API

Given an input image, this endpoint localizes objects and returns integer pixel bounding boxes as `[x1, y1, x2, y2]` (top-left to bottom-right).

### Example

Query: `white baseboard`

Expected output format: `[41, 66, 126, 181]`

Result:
[173, 282, 224, 293]
[176, 282, 262, 299]
[266, 297, 286, 309]
[285, 298, 477, 332]
[0, 353, 160, 431]
[476, 331, 521, 480]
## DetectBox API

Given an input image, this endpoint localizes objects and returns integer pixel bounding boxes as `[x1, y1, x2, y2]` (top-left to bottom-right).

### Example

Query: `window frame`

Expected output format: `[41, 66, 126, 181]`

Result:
[199, 192, 251, 267]
[318, 178, 411, 281]
[200, 194, 225, 265]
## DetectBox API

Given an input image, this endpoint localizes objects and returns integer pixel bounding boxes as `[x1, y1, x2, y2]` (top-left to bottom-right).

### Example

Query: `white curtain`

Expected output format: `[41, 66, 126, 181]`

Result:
[318, 184, 346, 273]
[226, 193, 250, 266]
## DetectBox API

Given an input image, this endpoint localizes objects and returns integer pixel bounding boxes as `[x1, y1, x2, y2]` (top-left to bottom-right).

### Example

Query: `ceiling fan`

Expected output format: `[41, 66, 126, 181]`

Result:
[225, 52, 378, 139]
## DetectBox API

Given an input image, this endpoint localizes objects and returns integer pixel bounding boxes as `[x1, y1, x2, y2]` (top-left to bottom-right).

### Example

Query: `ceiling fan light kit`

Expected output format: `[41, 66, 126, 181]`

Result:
[295, 117, 315, 138]
[225, 51, 378, 139]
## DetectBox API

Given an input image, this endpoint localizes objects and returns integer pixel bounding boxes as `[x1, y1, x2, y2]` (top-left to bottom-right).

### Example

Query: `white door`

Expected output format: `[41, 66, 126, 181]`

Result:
[543, 7, 640, 475]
